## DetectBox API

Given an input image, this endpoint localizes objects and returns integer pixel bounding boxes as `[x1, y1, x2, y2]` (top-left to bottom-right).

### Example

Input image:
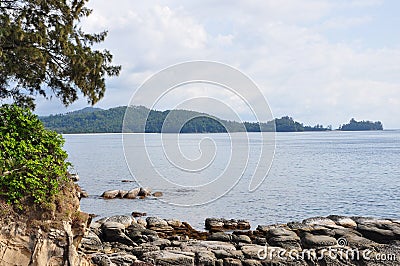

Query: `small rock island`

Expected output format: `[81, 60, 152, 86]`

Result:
[339, 118, 383, 131]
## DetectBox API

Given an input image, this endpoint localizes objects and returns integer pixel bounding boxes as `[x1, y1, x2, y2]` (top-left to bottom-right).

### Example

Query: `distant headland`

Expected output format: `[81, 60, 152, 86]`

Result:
[39, 106, 383, 134]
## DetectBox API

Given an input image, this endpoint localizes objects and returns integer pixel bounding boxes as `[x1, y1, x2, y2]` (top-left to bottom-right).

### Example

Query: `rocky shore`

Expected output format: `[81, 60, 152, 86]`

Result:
[81, 214, 400, 266]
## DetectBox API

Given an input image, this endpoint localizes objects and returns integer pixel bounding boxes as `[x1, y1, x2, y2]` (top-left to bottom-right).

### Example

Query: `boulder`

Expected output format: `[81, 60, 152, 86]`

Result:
[101, 222, 134, 246]
[80, 231, 103, 253]
[109, 253, 137, 265]
[205, 218, 225, 232]
[132, 212, 147, 217]
[91, 254, 114, 266]
[152, 191, 163, 197]
[118, 190, 129, 198]
[328, 215, 357, 228]
[166, 219, 182, 228]
[125, 188, 141, 199]
[105, 215, 135, 227]
[101, 190, 120, 199]
[223, 257, 243, 266]
[138, 187, 152, 197]
[302, 217, 336, 227]
[207, 232, 231, 242]
[237, 220, 251, 230]
[231, 234, 252, 244]
[131, 243, 161, 257]
[357, 221, 400, 243]
[137, 218, 147, 228]
[301, 233, 337, 248]
[146, 217, 168, 228]
[196, 250, 216, 266]
[142, 250, 195, 266]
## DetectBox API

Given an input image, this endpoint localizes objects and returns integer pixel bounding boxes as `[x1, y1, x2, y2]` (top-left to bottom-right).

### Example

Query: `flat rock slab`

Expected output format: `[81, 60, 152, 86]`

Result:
[302, 233, 337, 248]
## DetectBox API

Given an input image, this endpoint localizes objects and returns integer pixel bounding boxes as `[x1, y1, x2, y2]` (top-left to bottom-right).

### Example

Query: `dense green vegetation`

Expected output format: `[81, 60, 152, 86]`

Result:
[339, 118, 383, 131]
[0, 105, 70, 208]
[40, 106, 335, 133]
[0, 0, 120, 109]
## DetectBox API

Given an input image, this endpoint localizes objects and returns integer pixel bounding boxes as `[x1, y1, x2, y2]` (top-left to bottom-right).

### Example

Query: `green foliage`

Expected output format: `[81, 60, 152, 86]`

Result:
[40, 105, 335, 133]
[339, 118, 383, 131]
[0, 0, 121, 109]
[0, 105, 70, 207]
[274, 116, 304, 132]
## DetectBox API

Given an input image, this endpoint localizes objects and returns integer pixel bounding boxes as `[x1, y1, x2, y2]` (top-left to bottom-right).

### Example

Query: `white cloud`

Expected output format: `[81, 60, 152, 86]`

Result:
[34, 0, 400, 128]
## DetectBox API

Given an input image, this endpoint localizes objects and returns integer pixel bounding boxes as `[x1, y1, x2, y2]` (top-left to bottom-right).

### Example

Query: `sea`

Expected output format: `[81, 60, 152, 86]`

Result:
[63, 130, 400, 229]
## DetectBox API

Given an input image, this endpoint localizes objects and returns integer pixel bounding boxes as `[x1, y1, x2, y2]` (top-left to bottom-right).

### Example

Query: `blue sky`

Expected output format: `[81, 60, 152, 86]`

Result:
[33, 0, 400, 129]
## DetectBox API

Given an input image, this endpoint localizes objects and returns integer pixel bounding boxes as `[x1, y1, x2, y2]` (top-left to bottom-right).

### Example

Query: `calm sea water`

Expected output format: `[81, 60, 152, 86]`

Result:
[63, 131, 400, 229]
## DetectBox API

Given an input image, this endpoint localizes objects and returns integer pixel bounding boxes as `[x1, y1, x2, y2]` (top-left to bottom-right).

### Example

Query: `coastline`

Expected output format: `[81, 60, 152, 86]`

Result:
[81, 213, 400, 266]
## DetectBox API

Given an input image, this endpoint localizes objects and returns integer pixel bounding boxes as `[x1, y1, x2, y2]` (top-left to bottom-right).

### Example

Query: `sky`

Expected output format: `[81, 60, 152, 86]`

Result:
[34, 0, 400, 129]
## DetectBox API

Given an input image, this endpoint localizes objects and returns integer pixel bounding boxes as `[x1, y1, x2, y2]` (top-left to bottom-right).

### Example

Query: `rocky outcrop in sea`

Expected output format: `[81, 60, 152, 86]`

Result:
[81, 214, 400, 266]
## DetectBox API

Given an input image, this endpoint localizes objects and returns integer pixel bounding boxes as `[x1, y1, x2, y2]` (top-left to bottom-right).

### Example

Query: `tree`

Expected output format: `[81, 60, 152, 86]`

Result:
[0, 105, 70, 207]
[0, 0, 121, 109]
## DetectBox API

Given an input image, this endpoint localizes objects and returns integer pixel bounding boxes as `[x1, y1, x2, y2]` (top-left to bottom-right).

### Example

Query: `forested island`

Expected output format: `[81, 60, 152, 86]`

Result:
[39, 106, 382, 133]
[339, 118, 383, 131]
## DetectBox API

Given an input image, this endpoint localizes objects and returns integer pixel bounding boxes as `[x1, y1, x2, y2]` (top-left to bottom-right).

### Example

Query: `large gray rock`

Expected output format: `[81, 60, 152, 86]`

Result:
[328, 215, 357, 228]
[357, 221, 400, 243]
[91, 254, 115, 266]
[101, 222, 134, 246]
[104, 215, 135, 227]
[142, 250, 195, 265]
[208, 232, 231, 242]
[80, 231, 103, 253]
[109, 253, 137, 266]
[267, 228, 301, 250]
[125, 188, 141, 199]
[301, 233, 337, 248]
[101, 190, 120, 199]
[223, 257, 242, 266]
[303, 217, 336, 227]
[146, 217, 168, 228]
[196, 250, 216, 266]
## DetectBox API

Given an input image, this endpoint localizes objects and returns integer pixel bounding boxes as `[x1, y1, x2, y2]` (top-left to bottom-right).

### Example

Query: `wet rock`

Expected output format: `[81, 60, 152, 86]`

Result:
[301, 233, 337, 248]
[101, 190, 120, 199]
[152, 191, 163, 197]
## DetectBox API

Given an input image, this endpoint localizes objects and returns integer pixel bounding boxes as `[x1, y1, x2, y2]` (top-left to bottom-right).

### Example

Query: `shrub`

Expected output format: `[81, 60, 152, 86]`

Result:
[0, 104, 70, 208]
